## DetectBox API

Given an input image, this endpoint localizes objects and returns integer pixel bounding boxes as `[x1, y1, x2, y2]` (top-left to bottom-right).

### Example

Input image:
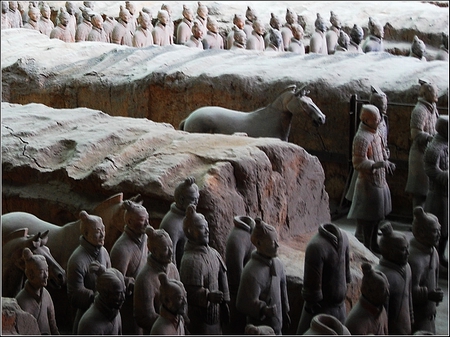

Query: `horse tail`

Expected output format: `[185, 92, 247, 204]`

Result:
[179, 119, 186, 130]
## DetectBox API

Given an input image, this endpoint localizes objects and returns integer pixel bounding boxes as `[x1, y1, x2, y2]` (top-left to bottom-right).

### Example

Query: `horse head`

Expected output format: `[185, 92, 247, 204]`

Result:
[29, 230, 67, 289]
[287, 84, 326, 127]
[12, 229, 66, 290]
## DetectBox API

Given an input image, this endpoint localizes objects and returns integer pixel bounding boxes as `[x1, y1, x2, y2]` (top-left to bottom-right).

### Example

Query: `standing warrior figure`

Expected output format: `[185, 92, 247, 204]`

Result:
[67, 210, 111, 334]
[176, 4, 194, 45]
[348, 24, 364, 53]
[296, 223, 351, 334]
[134, 226, 180, 334]
[179, 205, 230, 335]
[326, 11, 341, 54]
[159, 176, 199, 269]
[347, 104, 395, 253]
[133, 11, 154, 47]
[280, 8, 296, 51]
[310, 13, 328, 54]
[38, 3, 54, 36]
[15, 248, 60, 335]
[362, 16, 384, 53]
[112, 5, 133, 46]
[424, 115, 448, 269]
[236, 218, 290, 335]
[376, 222, 414, 335]
[405, 79, 440, 210]
[409, 207, 444, 334]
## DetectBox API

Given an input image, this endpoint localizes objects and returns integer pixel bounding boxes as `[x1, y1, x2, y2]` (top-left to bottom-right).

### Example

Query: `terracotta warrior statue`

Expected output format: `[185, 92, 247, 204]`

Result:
[185, 20, 204, 49]
[77, 261, 126, 335]
[2, 1, 12, 30]
[226, 14, 245, 49]
[326, 11, 341, 54]
[195, 1, 208, 38]
[265, 28, 283, 51]
[50, 9, 75, 43]
[409, 206, 444, 334]
[7, 1, 23, 28]
[67, 210, 111, 334]
[133, 11, 154, 47]
[345, 263, 389, 335]
[280, 8, 296, 51]
[176, 4, 194, 45]
[264, 13, 284, 52]
[244, 6, 257, 38]
[204, 17, 223, 49]
[335, 30, 350, 52]
[236, 218, 290, 335]
[230, 28, 247, 50]
[74, 5, 92, 42]
[15, 248, 60, 335]
[38, 3, 54, 36]
[348, 86, 391, 242]
[152, 9, 172, 46]
[64, 1, 78, 38]
[111, 5, 133, 46]
[179, 205, 230, 335]
[347, 104, 395, 253]
[159, 176, 199, 269]
[424, 115, 448, 269]
[87, 12, 109, 43]
[150, 273, 188, 335]
[288, 23, 305, 54]
[160, 3, 175, 44]
[376, 221, 413, 335]
[296, 223, 351, 334]
[134, 226, 180, 334]
[309, 13, 328, 54]
[435, 32, 448, 61]
[125, 1, 138, 35]
[225, 216, 255, 335]
[362, 16, 384, 53]
[348, 24, 364, 53]
[246, 19, 266, 51]
[110, 200, 150, 334]
[405, 78, 440, 210]
[23, 5, 40, 31]
[410, 35, 427, 61]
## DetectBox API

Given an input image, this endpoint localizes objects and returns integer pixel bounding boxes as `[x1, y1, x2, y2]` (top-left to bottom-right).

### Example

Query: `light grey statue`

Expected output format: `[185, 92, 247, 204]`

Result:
[134, 226, 180, 334]
[410, 35, 427, 61]
[310, 13, 328, 54]
[236, 218, 290, 335]
[405, 79, 440, 210]
[409, 206, 444, 334]
[424, 115, 448, 269]
[225, 215, 255, 335]
[296, 223, 351, 334]
[159, 176, 199, 269]
[326, 11, 341, 54]
[376, 221, 413, 335]
[179, 204, 230, 335]
[347, 104, 395, 253]
[362, 17, 384, 53]
[77, 261, 126, 335]
[344, 263, 389, 335]
[348, 24, 364, 53]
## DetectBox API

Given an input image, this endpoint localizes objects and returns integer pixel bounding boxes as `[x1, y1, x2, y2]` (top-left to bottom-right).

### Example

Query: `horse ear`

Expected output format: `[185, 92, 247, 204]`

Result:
[284, 84, 297, 93]
[295, 84, 309, 96]
[32, 232, 42, 248]
[40, 230, 50, 246]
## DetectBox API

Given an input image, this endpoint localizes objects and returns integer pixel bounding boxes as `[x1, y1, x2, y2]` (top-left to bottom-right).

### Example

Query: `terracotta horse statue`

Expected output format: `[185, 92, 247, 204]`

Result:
[2, 228, 66, 298]
[179, 84, 326, 141]
[1, 192, 142, 270]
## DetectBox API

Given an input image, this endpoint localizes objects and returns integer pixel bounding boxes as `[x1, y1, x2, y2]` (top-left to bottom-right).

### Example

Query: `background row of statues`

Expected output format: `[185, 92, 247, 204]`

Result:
[2, 1, 448, 60]
[6, 167, 446, 335]
[343, 77, 448, 283]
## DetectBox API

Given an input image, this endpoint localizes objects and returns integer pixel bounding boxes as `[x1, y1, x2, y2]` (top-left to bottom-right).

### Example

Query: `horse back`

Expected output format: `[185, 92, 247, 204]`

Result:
[183, 106, 249, 134]
[1, 212, 60, 238]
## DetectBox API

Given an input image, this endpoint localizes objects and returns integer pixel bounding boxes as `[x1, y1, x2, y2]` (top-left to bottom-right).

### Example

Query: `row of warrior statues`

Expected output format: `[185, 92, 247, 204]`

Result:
[1, 1, 449, 60]
[5, 78, 448, 334]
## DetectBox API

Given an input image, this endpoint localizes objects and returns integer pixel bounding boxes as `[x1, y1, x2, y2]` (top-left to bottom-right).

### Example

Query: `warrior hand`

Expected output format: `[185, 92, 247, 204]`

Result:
[263, 305, 277, 318]
[386, 161, 396, 175]
[428, 288, 444, 303]
[207, 291, 224, 303]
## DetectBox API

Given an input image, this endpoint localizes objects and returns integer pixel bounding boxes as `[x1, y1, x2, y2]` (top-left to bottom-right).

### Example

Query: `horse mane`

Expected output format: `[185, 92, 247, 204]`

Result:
[92, 192, 124, 213]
